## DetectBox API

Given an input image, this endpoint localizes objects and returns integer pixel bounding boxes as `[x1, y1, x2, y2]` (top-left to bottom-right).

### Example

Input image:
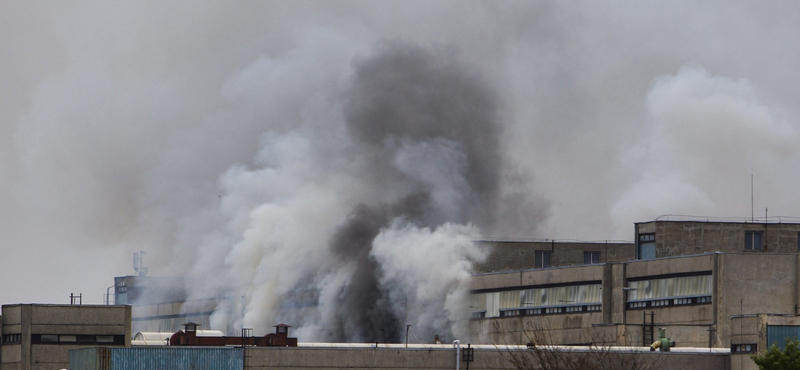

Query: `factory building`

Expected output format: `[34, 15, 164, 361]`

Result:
[470, 217, 800, 370]
[0, 304, 131, 370]
[5, 217, 800, 369]
[475, 240, 635, 272]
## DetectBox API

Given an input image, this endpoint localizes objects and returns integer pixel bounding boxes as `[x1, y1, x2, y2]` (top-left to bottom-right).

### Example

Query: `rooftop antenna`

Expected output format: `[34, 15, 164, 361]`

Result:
[751, 171, 754, 222]
[134, 251, 148, 277]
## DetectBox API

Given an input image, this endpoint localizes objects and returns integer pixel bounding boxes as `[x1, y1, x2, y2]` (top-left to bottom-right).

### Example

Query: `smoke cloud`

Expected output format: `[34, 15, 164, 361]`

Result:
[3, 1, 800, 343]
[211, 41, 531, 342]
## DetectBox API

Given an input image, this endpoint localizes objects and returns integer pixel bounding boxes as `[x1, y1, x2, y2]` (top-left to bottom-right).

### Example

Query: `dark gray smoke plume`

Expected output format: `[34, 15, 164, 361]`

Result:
[298, 42, 540, 341]
[345, 42, 504, 228]
[218, 42, 539, 342]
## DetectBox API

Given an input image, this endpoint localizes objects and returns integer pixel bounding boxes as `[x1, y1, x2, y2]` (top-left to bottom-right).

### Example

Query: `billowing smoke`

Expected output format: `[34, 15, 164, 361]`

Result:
[611, 65, 799, 231]
[5, 1, 800, 343]
[213, 41, 536, 342]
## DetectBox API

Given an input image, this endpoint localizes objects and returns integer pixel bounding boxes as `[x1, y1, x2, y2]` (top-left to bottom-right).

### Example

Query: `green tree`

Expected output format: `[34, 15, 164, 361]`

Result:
[751, 338, 800, 370]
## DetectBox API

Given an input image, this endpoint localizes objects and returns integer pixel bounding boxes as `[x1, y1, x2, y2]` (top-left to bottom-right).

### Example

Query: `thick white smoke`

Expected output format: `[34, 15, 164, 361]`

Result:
[371, 221, 486, 341]
[611, 65, 800, 231]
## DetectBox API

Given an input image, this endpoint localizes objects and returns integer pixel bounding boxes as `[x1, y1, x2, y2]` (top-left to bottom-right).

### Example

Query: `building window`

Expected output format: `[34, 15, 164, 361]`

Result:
[39, 335, 59, 343]
[626, 273, 713, 310]
[500, 309, 519, 317]
[584, 251, 600, 264]
[745, 231, 763, 250]
[2, 334, 21, 344]
[31, 334, 125, 345]
[797, 232, 799, 251]
[638, 233, 656, 260]
[732, 344, 757, 353]
[473, 283, 602, 318]
[544, 307, 562, 314]
[535, 251, 551, 268]
[96, 335, 115, 343]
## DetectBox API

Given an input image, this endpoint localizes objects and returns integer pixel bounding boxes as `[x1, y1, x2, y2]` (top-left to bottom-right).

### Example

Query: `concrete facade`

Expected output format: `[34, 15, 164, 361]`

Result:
[476, 240, 635, 273]
[635, 218, 800, 258]
[471, 220, 800, 370]
[0, 304, 131, 370]
[472, 253, 800, 345]
[242, 344, 729, 370]
[67, 344, 730, 370]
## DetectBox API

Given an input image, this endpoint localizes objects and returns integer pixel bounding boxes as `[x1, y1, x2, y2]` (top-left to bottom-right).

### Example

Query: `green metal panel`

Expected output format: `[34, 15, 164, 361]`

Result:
[70, 348, 102, 370]
[767, 325, 800, 351]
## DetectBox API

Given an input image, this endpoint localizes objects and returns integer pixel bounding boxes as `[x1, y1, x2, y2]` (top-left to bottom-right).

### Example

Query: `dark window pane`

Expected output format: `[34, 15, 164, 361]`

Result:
[639, 243, 656, 260]
[584, 251, 600, 264]
[746, 231, 763, 250]
[535, 251, 551, 268]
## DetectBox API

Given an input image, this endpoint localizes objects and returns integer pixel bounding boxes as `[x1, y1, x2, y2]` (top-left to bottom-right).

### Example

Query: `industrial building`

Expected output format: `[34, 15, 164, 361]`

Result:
[470, 216, 800, 370]
[475, 240, 635, 272]
[4, 217, 800, 369]
[0, 304, 131, 370]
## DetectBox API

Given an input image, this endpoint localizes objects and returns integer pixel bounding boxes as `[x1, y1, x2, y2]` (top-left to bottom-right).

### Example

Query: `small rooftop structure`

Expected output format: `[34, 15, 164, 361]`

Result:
[169, 323, 297, 347]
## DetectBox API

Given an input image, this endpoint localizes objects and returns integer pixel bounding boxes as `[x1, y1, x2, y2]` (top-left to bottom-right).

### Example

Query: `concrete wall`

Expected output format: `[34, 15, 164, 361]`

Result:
[472, 265, 605, 291]
[472, 250, 800, 359]
[1, 305, 29, 370]
[637, 221, 800, 257]
[470, 314, 611, 346]
[472, 255, 720, 347]
[243, 345, 730, 370]
[624, 253, 715, 278]
[715, 253, 800, 351]
[475, 241, 634, 273]
[0, 304, 131, 370]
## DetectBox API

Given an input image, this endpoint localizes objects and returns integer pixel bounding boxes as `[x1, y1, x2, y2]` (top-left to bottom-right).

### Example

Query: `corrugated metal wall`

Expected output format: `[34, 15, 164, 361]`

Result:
[767, 325, 800, 351]
[70, 348, 101, 370]
[69, 347, 243, 370]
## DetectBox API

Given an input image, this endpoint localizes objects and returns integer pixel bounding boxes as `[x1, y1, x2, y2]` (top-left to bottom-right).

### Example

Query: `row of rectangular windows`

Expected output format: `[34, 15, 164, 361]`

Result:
[26, 334, 125, 345]
[490, 304, 602, 318]
[626, 295, 712, 310]
[5, 334, 121, 345]
[2, 334, 21, 344]
[474, 295, 710, 318]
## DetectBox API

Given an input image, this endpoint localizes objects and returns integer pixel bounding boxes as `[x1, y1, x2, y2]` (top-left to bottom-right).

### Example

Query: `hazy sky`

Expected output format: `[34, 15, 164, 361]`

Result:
[2, 1, 800, 308]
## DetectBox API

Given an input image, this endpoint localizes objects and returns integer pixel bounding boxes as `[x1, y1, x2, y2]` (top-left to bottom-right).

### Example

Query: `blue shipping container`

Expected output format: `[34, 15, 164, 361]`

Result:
[69, 347, 243, 370]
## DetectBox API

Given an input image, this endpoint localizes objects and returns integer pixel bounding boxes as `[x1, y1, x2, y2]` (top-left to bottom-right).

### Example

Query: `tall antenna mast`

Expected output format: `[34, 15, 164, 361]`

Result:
[751, 171, 754, 222]
[134, 251, 148, 277]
